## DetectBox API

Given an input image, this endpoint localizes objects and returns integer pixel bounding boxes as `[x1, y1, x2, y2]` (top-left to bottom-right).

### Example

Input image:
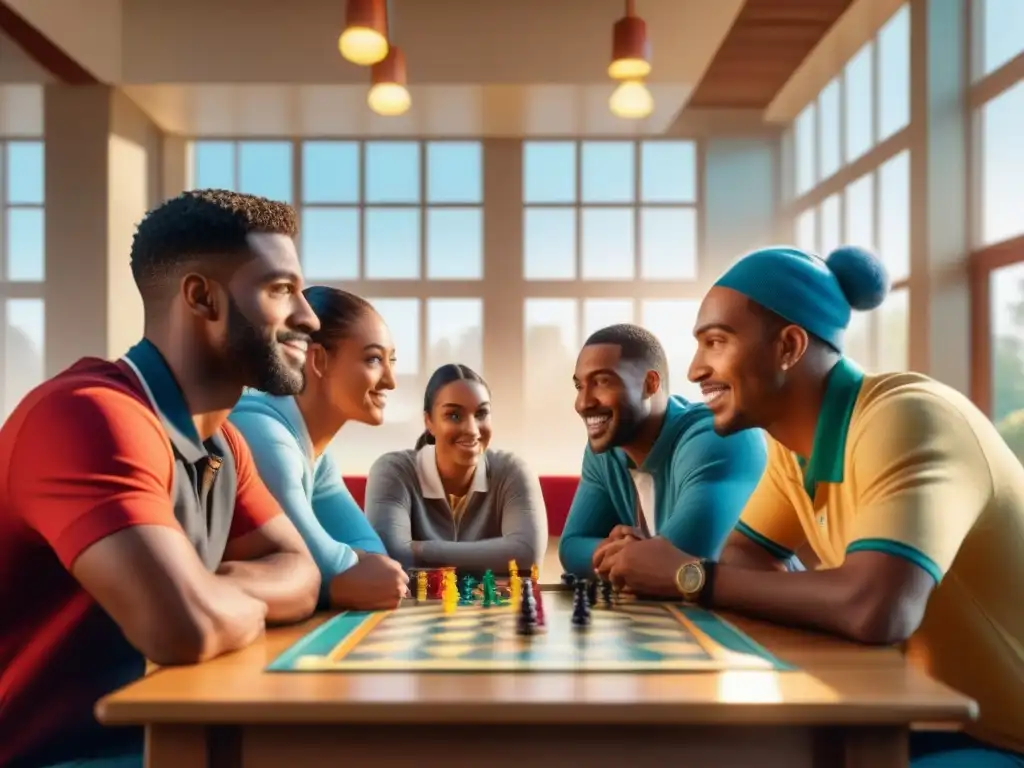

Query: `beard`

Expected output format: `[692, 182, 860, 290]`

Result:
[588, 398, 645, 453]
[224, 297, 307, 396]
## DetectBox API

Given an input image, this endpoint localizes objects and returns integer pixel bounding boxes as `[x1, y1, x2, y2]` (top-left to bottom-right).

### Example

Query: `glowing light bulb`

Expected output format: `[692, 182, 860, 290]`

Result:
[609, 80, 653, 119]
[338, 27, 388, 66]
[608, 57, 651, 80]
[368, 82, 411, 116]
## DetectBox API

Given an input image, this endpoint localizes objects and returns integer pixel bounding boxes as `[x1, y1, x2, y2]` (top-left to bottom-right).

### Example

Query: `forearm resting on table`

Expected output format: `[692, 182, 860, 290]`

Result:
[417, 536, 542, 573]
[558, 534, 604, 575]
[217, 551, 320, 624]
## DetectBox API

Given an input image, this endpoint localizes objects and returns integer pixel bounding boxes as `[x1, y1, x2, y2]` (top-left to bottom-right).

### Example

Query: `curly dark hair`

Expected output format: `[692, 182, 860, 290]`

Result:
[129, 189, 299, 300]
[584, 323, 670, 389]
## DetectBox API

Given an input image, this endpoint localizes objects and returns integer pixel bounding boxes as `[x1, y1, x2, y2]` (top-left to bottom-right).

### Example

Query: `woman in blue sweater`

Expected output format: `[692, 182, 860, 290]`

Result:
[229, 287, 409, 610]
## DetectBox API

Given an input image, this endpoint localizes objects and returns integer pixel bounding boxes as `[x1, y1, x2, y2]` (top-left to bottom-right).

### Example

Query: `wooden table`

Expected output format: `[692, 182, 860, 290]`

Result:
[97, 573, 976, 768]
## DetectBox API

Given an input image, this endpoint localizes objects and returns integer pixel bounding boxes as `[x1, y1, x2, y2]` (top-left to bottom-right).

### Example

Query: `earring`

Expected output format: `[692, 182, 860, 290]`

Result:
[781, 361, 790, 371]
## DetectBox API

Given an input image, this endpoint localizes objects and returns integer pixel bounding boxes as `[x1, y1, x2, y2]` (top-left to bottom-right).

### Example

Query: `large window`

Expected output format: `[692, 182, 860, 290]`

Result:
[191, 140, 484, 473]
[521, 140, 700, 473]
[970, 0, 1024, 463]
[1, 138, 46, 417]
[786, 4, 910, 372]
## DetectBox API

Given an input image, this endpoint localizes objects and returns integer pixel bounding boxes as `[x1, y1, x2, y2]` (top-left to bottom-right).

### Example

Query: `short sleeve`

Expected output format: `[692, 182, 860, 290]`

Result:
[846, 390, 990, 581]
[8, 385, 179, 569]
[735, 440, 807, 560]
[221, 422, 283, 539]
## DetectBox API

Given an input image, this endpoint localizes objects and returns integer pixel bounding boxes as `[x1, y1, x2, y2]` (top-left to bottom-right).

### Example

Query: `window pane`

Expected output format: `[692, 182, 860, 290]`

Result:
[238, 141, 292, 202]
[877, 288, 909, 371]
[365, 141, 420, 203]
[581, 141, 634, 203]
[844, 42, 874, 163]
[5, 208, 44, 281]
[4, 298, 45, 416]
[878, 150, 910, 282]
[641, 141, 696, 203]
[524, 298, 579, 473]
[300, 208, 359, 280]
[641, 300, 701, 402]
[364, 208, 420, 279]
[796, 208, 817, 252]
[845, 311, 872, 370]
[427, 142, 482, 203]
[6, 141, 43, 204]
[844, 172, 874, 250]
[818, 78, 841, 181]
[640, 207, 696, 280]
[193, 141, 235, 189]
[981, 0, 1024, 77]
[583, 299, 633, 339]
[878, 5, 910, 141]
[795, 103, 816, 196]
[524, 208, 575, 280]
[302, 141, 358, 203]
[581, 207, 634, 279]
[426, 298, 483, 374]
[990, 263, 1024, 425]
[981, 81, 1024, 245]
[370, 298, 420, 376]
[328, 297, 420, 474]
[820, 194, 841, 254]
[523, 141, 575, 203]
[426, 207, 482, 279]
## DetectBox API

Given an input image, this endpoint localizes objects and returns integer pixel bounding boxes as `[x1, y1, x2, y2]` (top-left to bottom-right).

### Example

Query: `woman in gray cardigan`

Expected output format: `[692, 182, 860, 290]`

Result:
[364, 364, 548, 576]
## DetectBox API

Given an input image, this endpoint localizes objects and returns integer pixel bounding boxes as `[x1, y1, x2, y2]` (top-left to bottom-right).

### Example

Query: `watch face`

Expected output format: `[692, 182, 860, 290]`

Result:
[682, 563, 703, 593]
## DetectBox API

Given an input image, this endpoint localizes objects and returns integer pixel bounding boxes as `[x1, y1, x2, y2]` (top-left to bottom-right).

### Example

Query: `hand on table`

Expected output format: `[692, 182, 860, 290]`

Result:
[592, 525, 648, 576]
[329, 553, 410, 610]
[603, 537, 696, 599]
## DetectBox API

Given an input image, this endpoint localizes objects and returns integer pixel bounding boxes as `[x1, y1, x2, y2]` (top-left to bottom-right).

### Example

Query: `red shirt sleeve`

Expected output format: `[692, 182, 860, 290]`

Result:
[221, 421, 283, 540]
[8, 383, 181, 569]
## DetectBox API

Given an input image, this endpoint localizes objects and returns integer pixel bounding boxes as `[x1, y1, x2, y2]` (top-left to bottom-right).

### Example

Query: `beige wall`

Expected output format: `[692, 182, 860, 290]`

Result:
[44, 85, 165, 374]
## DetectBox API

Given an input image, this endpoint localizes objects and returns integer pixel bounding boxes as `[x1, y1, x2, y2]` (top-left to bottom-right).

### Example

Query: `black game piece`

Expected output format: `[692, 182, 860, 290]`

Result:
[517, 577, 539, 635]
[571, 581, 591, 627]
[586, 578, 598, 606]
[561, 573, 577, 588]
[600, 578, 613, 607]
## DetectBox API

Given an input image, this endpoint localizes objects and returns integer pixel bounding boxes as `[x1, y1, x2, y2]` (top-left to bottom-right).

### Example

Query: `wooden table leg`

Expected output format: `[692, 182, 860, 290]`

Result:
[813, 726, 909, 767]
[145, 724, 242, 768]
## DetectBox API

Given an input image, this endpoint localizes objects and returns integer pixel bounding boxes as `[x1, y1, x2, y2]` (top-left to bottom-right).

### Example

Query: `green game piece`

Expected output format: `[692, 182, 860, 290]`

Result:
[481, 569, 497, 607]
[458, 574, 477, 604]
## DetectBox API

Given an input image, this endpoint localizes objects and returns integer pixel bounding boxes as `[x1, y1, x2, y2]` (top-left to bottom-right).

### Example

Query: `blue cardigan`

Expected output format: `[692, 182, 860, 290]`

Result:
[558, 396, 767, 575]
[228, 392, 387, 605]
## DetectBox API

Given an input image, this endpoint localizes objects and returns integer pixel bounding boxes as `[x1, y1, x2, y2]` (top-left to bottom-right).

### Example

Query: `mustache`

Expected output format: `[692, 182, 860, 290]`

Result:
[277, 331, 313, 345]
[581, 408, 613, 419]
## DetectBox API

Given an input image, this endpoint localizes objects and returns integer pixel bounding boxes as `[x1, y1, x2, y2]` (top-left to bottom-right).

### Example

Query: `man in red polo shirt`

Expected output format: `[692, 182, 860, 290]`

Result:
[0, 190, 323, 768]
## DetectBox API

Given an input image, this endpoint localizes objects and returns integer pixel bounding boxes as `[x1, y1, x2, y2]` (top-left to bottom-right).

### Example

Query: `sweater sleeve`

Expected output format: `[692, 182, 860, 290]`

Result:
[228, 409, 358, 604]
[364, 452, 417, 568]
[311, 451, 388, 555]
[417, 453, 549, 573]
[557, 448, 624, 576]
[658, 419, 767, 560]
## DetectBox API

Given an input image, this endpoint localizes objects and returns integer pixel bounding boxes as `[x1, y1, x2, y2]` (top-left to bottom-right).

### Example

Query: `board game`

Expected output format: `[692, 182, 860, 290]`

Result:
[268, 587, 792, 674]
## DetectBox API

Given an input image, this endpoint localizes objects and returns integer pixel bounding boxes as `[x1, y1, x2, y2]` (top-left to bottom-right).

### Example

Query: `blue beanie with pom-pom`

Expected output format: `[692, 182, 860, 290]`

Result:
[713, 244, 890, 352]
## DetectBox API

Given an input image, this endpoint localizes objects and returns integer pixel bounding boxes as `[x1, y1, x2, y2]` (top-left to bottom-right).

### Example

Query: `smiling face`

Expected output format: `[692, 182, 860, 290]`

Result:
[688, 287, 792, 435]
[314, 309, 396, 426]
[573, 343, 655, 454]
[221, 232, 319, 395]
[425, 379, 492, 471]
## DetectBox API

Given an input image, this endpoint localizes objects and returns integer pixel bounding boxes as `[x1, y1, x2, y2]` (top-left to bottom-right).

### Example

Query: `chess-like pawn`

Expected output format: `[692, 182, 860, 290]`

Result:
[416, 571, 427, 601]
[586, 578, 598, 607]
[516, 577, 539, 635]
[530, 564, 539, 582]
[600, 578, 613, 607]
[571, 582, 591, 627]
[532, 579, 546, 628]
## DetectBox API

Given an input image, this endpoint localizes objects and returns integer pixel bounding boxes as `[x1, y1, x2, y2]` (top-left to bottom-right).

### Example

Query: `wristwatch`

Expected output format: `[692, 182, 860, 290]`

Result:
[675, 559, 715, 605]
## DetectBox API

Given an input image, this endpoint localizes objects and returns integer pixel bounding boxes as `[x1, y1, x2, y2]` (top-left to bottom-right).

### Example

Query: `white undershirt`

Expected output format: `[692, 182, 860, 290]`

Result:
[629, 469, 656, 536]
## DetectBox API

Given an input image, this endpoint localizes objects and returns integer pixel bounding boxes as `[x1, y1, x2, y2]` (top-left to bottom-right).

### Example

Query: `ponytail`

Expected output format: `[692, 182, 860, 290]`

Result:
[414, 430, 436, 450]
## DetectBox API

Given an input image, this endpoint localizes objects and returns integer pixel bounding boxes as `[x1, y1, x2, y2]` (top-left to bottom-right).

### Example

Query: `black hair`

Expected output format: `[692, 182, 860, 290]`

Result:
[415, 363, 490, 450]
[303, 286, 375, 347]
[583, 323, 669, 389]
[129, 189, 299, 303]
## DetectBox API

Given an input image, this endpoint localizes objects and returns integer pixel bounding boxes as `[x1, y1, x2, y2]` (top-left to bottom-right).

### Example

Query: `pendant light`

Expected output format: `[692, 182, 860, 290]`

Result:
[608, 0, 651, 80]
[339, 0, 389, 66]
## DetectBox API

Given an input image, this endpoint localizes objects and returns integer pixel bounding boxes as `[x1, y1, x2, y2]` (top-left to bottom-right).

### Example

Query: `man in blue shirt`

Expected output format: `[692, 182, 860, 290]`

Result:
[558, 324, 766, 578]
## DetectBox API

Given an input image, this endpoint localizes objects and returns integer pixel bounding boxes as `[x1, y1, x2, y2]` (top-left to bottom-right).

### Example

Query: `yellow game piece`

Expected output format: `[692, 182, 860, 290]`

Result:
[530, 564, 539, 581]
[442, 571, 459, 613]
[508, 559, 519, 577]
[510, 572, 522, 610]
[416, 571, 427, 601]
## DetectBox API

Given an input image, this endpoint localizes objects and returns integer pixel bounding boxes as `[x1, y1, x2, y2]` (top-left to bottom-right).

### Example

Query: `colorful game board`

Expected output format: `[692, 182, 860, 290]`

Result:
[267, 590, 792, 673]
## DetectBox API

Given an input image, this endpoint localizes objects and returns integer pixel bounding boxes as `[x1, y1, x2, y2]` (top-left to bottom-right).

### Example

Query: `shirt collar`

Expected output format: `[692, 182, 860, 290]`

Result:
[415, 444, 489, 499]
[122, 338, 209, 464]
[798, 357, 865, 497]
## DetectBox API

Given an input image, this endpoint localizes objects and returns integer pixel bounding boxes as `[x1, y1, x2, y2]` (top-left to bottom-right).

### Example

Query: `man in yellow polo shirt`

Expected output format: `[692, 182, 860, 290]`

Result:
[600, 245, 1024, 767]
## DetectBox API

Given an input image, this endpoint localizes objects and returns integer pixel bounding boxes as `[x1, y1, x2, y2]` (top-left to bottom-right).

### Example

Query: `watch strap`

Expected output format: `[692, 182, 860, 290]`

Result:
[696, 559, 717, 607]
